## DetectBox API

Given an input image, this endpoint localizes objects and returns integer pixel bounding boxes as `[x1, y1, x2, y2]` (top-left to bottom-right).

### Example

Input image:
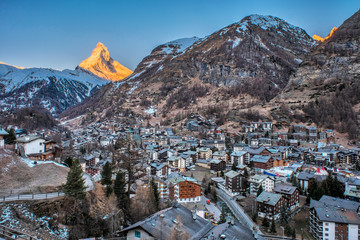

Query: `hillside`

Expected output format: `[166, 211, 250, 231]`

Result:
[0, 149, 68, 194]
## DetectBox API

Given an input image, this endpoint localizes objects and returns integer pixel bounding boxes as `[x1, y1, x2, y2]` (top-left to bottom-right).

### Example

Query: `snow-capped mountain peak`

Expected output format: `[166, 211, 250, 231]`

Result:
[78, 42, 133, 81]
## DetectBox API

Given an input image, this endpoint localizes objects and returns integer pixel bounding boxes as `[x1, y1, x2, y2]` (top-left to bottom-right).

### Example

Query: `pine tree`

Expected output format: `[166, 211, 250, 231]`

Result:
[150, 178, 160, 211]
[262, 217, 270, 227]
[257, 185, 263, 197]
[244, 168, 249, 177]
[231, 161, 237, 171]
[4, 128, 16, 145]
[63, 158, 86, 200]
[280, 204, 289, 226]
[114, 171, 128, 211]
[219, 207, 227, 224]
[101, 162, 112, 186]
[270, 217, 276, 233]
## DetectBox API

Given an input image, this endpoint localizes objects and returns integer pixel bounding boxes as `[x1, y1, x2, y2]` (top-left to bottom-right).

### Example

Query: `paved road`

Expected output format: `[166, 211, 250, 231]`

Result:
[216, 188, 263, 237]
[0, 173, 94, 203]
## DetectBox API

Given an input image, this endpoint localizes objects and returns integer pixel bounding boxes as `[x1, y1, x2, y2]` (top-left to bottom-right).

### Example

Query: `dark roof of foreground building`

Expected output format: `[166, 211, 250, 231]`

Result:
[121, 204, 213, 240]
[310, 196, 360, 225]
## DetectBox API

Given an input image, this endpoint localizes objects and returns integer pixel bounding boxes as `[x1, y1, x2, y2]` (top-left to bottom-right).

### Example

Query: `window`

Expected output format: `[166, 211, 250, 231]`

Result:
[325, 233, 329, 237]
[325, 228, 329, 231]
[135, 230, 141, 238]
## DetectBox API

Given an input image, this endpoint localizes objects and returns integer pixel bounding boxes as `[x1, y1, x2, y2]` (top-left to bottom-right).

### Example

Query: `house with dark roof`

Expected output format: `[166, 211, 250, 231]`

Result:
[121, 204, 213, 240]
[273, 184, 299, 210]
[256, 191, 285, 220]
[309, 196, 360, 240]
[224, 170, 247, 196]
[251, 155, 273, 170]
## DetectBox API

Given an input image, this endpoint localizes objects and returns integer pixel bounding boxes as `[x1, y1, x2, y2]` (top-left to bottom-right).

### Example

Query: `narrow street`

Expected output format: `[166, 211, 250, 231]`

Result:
[216, 188, 263, 237]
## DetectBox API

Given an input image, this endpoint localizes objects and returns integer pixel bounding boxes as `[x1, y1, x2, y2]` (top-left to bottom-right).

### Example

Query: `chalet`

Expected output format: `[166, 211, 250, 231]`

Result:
[86, 166, 99, 177]
[198, 147, 212, 160]
[344, 177, 360, 202]
[181, 150, 198, 165]
[224, 170, 247, 195]
[257, 191, 285, 220]
[209, 159, 226, 172]
[262, 122, 273, 131]
[251, 155, 273, 170]
[309, 196, 360, 240]
[150, 162, 170, 178]
[297, 172, 314, 192]
[168, 173, 202, 203]
[243, 146, 271, 157]
[167, 156, 186, 170]
[212, 151, 227, 162]
[0, 129, 8, 148]
[153, 177, 168, 199]
[273, 184, 299, 210]
[121, 204, 214, 240]
[230, 151, 249, 166]
[249, 174, 275, 195]
[16, 135, 46, 156]
[293, 124, 307, 133]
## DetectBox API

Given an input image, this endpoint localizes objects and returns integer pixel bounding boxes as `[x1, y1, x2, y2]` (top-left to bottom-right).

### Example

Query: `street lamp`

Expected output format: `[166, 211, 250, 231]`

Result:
[280, 226, 284, 240]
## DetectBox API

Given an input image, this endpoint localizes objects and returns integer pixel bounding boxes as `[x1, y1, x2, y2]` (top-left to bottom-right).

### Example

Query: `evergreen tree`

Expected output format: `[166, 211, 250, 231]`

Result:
[63, 158, 86, 200]
[257, 185, 263, 197]
[114, 171, 129, 211]
[231, 161, 237, 171]
[290, 173, 297, 186]
[220, 170, 224, 177]
[150, 178, 160, 211]
[280, 204, 289, 226]
[292, 228, 296, 240]
[106, 185, 113, 197]
[63, 157, 73, 168]
[244, 168, 249, 177]
[4, 128, 16, 145]
[270, 217, 276, 233]
[219, 207, 227, 224]
[262, 217, 269, 227]
[212, 187, 217, 202]
[101, 162, 112, 186]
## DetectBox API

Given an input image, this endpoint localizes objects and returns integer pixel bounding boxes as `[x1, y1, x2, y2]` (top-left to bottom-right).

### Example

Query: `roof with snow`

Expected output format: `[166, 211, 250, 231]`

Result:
[121, 204, 213, 240]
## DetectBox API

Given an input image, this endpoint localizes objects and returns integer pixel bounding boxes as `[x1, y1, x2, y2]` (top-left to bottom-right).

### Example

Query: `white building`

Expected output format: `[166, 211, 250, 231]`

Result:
[0, 129, 9, 148]
[249, 174, 275, 195]
[16, 135, 45, 155]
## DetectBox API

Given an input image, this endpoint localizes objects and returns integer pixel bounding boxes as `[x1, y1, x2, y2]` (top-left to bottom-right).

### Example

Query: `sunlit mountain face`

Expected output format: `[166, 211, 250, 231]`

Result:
[78, 42, 133, 81]
[313, 27, 338, 42]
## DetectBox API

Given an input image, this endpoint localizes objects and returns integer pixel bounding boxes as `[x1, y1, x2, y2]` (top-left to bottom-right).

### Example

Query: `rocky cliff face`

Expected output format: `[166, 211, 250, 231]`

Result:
[0, 63, 108, 114]
[79, 42, 133, 81]
[283, 9, 360, 100]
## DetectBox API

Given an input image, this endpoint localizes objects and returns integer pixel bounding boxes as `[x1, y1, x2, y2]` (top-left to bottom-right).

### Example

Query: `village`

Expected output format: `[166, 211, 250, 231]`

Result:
[1, 113, 360, 240]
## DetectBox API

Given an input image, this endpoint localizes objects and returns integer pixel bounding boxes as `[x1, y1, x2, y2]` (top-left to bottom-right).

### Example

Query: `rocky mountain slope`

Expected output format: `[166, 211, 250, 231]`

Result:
[127, 15, 315, 102]
[277, 9, 360, 139]
[0, 62, 108, 114]
[62, 14, 316, 124]
[282, 9, 360, 102]
[78, 42, 133, 81]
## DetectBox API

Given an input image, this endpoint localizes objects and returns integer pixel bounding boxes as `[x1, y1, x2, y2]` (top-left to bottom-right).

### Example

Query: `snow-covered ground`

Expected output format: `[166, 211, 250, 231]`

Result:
[0, 203, 68, 239]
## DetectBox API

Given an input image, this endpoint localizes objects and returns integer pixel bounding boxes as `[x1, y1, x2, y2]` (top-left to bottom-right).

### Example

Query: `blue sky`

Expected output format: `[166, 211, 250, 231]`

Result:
[0, 0, 358, 70]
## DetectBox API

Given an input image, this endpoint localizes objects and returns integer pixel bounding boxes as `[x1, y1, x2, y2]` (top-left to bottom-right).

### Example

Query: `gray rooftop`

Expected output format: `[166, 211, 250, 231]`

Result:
[273, 184, 297, 195]
[257, 191, 282, 206]
[224, 170, 240, 179]
[122, 204, 214, 240]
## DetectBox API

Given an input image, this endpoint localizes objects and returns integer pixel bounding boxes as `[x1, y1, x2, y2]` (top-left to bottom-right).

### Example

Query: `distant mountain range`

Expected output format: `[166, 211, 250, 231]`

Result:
[0, 43, 132, 114]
